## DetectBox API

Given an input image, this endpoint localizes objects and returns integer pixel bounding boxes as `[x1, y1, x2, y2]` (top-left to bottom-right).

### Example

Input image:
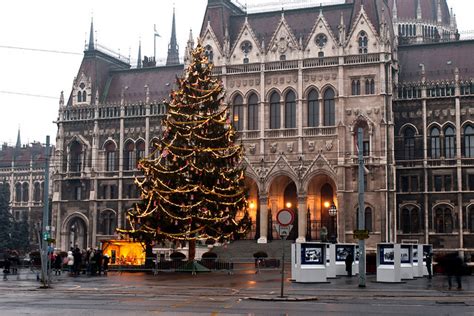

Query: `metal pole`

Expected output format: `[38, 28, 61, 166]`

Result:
[40, 136, 50, 288]
[280, 236, 286, 298]
[358, 128, 366, 288]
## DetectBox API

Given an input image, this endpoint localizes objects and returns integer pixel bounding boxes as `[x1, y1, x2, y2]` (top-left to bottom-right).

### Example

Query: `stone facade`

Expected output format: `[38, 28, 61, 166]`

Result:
[51, 0, 473, 257]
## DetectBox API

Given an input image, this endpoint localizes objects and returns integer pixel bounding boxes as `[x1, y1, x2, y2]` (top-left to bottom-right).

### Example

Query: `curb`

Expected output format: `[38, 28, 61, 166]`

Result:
[246, 296, 318, 301]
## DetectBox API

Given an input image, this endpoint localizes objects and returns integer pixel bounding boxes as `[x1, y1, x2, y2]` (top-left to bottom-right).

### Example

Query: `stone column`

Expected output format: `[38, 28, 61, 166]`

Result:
[296, 195, 307, 243]
[257, 195, 268, 244]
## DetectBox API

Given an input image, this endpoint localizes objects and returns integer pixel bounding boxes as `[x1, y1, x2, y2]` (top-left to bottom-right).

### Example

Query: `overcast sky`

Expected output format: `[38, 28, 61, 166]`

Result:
[0, 0, 472, 146]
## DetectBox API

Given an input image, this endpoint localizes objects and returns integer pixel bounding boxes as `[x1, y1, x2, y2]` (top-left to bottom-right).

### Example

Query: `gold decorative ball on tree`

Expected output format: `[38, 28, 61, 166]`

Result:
[118, 44, 251, 260]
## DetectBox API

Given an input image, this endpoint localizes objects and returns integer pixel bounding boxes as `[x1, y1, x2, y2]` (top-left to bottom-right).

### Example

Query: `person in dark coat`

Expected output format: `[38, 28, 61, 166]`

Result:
[425, 252, 433, 279]
[443, 252, 463, 290]
[345, 252, 354, 277]
[54, 254, 63, 275]
[103, 254, 110, 276]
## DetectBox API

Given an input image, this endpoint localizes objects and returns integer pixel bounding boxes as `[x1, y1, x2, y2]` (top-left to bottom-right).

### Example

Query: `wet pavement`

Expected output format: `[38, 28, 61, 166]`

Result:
[1, 267, 473, 315]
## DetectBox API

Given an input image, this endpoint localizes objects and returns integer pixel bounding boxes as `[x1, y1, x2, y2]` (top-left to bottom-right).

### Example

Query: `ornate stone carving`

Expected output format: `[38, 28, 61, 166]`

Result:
[287, 142, 294, 153]
[248, 144, 256, 154]
[325, 140, 333, 151]
[270, 143, 278, 153]
[308, 141, 315, 152]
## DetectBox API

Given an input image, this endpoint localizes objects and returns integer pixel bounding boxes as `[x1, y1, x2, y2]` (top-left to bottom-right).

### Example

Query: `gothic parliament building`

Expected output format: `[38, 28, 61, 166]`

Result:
[51, 0, 474, 257]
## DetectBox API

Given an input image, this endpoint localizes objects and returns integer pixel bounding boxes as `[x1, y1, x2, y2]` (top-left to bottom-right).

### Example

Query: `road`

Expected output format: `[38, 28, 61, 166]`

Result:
[1, 268, 473, 315]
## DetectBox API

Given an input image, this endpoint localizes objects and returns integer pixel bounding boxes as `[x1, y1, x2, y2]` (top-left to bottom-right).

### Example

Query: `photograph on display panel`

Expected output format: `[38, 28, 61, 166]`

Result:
[336, 245, 354, 262]
[400, 246, 411, 263]
[301, 244, 324, 265]
[379, 244, 395, 265]
[413, 247, 418, 263]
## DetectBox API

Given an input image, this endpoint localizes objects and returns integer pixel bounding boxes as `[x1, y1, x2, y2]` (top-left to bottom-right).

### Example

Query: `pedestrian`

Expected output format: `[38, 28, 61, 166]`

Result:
[54, 253, 63, 275]
[97, 250, 103, 276]
[425, 252, 433, 279]
[345, 252, 354, 277]
[73, 248, 82, 276]
[442, 252, 463, 290]
[103, 254, 110, 276]
[320, 226, 328, 242]
[3, 258, 10, 280]
[67, 251, 74, 275]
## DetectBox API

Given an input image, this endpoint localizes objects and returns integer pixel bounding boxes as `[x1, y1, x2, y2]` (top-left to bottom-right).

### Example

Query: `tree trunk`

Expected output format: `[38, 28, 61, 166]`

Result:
[188, 239, 196, 261]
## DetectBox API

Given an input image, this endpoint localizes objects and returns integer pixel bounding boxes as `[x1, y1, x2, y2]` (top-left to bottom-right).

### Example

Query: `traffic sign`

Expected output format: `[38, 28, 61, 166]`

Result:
[274, 224, 293, 240]
[353, 229, 369, 240]
[276, 209, 294, 226]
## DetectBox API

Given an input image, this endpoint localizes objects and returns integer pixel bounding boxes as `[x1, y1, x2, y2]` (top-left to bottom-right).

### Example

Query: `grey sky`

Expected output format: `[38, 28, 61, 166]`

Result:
[0, 0, 472, 146]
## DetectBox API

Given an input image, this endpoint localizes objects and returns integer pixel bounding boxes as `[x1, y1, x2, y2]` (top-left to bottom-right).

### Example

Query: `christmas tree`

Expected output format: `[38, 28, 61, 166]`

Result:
[0, 183, 13, 250]
[119, 44, 251, 260]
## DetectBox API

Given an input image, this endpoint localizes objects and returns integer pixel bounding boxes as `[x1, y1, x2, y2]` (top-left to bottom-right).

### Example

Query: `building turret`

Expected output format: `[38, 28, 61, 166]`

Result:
[137, 40, 142, 69]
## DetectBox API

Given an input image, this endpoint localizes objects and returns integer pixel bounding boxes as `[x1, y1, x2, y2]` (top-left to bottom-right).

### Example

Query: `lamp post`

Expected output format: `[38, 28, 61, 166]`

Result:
[328, 203, 337, 243]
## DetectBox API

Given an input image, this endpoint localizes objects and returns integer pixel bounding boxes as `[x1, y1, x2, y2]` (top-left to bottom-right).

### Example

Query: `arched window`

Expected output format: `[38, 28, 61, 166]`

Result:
[82, 91, 87, 102]
[435, 207, 453, 233]
[70, 141, 83, 172]
[22, 182, 29, 202]
[124, 141, 135, 171]
[445, 126, 456, 158]
[136, 140, 145, 164]
[284, 91, 296, 128]
[204, 45, 213, 62]
[404, 127, 415, 160]
[358, 31, 368, 54]
[323, 88, 335, 126]
[105, 141, 117, 172]
[401, 207, 420, 233]
[351, 80, 360, 95]
[365, 207, 372, 232]
[307, 89, 319, 127]
[99, 210, 116, 235]
[247, 93, 259, 131]
[15, 183, 21, 202]
[33, 182, 41, 202]
[469, 207, 474, 233]
[232, 95, 244, 131]
[365, 78, 375, 94]
[77, 92, 82, 103]
[430, 127, 441, 158]
[269, 91, 280, 129]
[355, 207, 372, 231]
[465, 125, 474, 158]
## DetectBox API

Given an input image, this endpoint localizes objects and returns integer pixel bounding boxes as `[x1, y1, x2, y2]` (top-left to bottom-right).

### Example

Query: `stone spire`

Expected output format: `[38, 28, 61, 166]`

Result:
[437, 0, 442, 24]
[184, 29, 194, 66]
[416, 0, 422, 20]
[392, 0, 397, 21]
[15, 128, 21, 149]
[450, 8, 456, 29]
[338, 12, 346, 44]
[137, 40, 142, 69]
[166, 8, 180, 66]
[88, 18, 94, 51]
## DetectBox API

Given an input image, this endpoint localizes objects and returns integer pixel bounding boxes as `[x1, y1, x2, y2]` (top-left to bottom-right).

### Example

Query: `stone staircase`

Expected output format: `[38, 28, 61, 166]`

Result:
[209, 240, 293, 262]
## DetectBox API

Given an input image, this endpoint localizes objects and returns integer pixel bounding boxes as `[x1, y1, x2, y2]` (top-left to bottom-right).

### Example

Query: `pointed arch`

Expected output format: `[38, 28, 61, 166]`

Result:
[269, 90, 281, 129]
[232, 94, 244, 131]
[104, 140, 117, 171]
[123, 139, 135, 171]
[284, 89, 296, 129]
[323, 87, 335, 126]
[444, 125, 456, 159]
[463, 124, 474, 158]
[247, 92, 259, 131]
[306, 87, 320, 127]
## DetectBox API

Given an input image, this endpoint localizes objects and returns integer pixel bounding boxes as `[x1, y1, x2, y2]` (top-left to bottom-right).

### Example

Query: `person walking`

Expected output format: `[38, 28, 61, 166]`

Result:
[345, 252, 354, 277]
[425, 252, 433, 279]
[3, 258, 10, 280]
[54, 253, 63, 275]
[103, 254, 110, 276]
[443, 252, 463, 290]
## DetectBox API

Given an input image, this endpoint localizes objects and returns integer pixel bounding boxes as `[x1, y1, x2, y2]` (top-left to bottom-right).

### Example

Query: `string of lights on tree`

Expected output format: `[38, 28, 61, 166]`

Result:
[118, 43, 251, 243]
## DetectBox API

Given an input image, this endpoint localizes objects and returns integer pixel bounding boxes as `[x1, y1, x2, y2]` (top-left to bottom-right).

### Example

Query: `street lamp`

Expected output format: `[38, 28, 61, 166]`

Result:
[328, 203, 337, 243]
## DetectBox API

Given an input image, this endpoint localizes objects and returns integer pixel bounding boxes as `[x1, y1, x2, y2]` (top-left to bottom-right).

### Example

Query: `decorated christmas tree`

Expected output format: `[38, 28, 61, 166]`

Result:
[119, 44, 251, 261]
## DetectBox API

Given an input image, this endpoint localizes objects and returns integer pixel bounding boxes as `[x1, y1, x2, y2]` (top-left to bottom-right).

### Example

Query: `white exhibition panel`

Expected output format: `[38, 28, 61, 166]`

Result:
[400, 244, 414, 280]
[376, 243, 401, 283]
[326, 244, 336, 278]
[291, 243, 299, 281]
[294, 242, 328, 283]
